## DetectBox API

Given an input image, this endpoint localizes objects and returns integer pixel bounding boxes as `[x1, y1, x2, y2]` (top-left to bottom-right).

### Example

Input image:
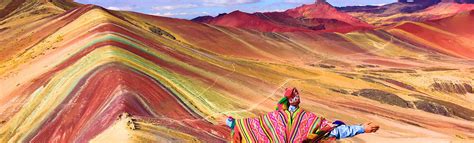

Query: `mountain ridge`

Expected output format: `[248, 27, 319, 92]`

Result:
[192, 1, 372, 33]
[1, 0, 474, 142]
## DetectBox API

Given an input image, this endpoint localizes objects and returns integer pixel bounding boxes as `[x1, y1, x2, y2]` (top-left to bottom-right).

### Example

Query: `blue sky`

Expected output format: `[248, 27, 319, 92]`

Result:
[76, 0, 397, 19]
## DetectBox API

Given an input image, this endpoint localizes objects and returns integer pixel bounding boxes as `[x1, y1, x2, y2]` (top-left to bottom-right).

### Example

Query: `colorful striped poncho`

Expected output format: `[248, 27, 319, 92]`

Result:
[232, 108, 335, 143]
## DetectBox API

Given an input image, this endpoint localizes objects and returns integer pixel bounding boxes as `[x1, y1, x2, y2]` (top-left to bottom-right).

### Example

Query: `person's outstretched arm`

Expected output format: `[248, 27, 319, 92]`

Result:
[329, 122, 379, 139]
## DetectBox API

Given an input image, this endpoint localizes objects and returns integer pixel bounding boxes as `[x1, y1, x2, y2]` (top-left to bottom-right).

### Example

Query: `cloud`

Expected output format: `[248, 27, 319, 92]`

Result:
[201, 0, 261, 6]
[106, 6, 133, 11]
[154, 11, 210, 17]
[153, 4, 198, 11]
[256, 9, 285, 13]
[283, 0, 313, 4]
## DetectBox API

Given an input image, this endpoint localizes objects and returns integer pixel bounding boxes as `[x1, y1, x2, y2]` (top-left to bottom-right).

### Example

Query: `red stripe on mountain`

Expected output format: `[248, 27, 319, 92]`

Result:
[29, 63, 229, 142]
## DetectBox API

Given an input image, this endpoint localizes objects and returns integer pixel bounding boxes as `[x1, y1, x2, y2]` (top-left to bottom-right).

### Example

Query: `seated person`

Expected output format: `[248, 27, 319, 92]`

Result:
[226, 87, 379, 142]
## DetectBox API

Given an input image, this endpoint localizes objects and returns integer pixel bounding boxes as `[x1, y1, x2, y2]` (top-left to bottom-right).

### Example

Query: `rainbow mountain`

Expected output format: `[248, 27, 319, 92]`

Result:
[1, 0, 474, 142]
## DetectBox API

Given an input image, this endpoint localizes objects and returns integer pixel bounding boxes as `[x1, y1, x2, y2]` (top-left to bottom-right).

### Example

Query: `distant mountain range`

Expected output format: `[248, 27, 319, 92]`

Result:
[192, 1, 372, 33]
[1, 0, 474, 142]
[193, 0, 474, 31]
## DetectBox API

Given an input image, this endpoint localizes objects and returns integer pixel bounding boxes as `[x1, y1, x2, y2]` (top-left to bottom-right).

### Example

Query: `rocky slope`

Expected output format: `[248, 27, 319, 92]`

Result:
[1, 0, 474, 142]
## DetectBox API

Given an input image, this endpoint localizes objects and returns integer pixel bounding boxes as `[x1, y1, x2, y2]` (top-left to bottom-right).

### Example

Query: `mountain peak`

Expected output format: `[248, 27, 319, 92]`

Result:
[229, 10, 245, 14]
[284, 1, 372, 27]
[316, 0, 327, 4]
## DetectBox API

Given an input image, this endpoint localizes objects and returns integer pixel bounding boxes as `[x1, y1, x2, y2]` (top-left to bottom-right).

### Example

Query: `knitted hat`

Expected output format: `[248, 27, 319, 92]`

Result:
[285, 87, 300, 105]
[276, 87, 300, 110]
[284, 87, 299, 98]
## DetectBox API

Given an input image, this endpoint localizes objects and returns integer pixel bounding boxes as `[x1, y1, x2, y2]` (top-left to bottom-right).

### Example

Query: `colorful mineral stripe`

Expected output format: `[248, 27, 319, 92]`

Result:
[1, 0, 474, 142]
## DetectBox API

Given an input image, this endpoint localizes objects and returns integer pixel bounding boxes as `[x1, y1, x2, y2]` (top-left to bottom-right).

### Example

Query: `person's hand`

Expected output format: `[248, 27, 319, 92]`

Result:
[362, 122, 379, 133]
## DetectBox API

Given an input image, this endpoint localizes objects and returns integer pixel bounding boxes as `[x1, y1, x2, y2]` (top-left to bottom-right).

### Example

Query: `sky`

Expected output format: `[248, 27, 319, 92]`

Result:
[75, 0, 397, 19]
